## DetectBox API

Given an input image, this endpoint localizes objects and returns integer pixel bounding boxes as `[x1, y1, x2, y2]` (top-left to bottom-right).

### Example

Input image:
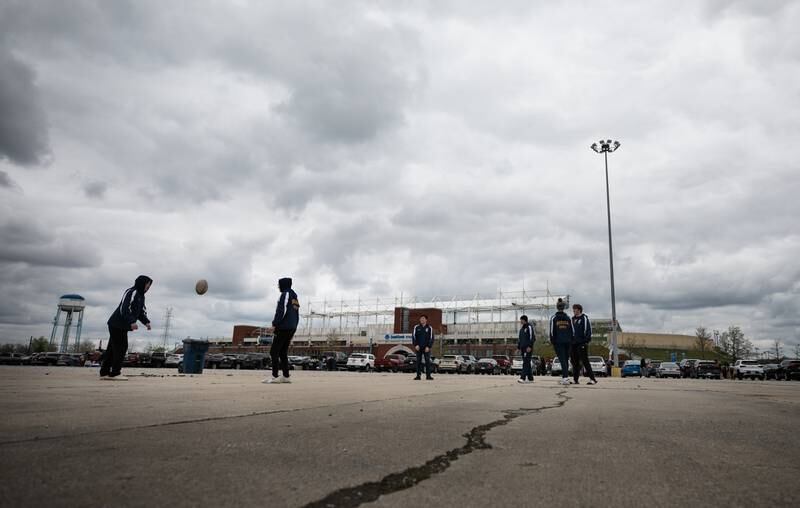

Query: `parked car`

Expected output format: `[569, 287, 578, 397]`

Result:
[205, 353, 226, 369]
[762, 363, 780, 380]
[0, 352, 31, 365]
[732, 360, 765, 380]
[492, 355, 513, 375]
[56, 354, 84, 367]
[693, 360, 722, 379]
[136, 352, 153, 367]
[656, 362, 681, 378]
[680, 359, 700, 378]
[321, 351, 349, 371]
[291, 356, 319, 370]
[430, 356, 440, 373]
[402, 354, 418, 373]
[461, 355, 477, 374]
[779, 359, 800, 380]
[123, 353, 140, 367]
[550, 358, 572, 377]
[375, 354, 406, 372]
[644, 361, 661, 378]
[31, 352, 63, 366]
[150, 352, 167, 368]
[346, 353, 375, 372]
[475, 358, 501, 375]
[589, 356, 607, 377]
[241, 353, 269, 369]
[621, 360, 642, 378]
[165, 354, 183, 368]
[438, 355, 466, 374]
[511, 356, 525, 375]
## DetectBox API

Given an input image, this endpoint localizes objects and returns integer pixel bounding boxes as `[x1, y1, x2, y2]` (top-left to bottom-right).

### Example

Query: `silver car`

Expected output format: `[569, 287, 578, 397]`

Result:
[656, 362, 681, 378]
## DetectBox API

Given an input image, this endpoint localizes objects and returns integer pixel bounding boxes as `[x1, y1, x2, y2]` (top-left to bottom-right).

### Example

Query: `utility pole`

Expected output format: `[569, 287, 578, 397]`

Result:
[161, 307, 173, 349]
[591, 139, 621, 368]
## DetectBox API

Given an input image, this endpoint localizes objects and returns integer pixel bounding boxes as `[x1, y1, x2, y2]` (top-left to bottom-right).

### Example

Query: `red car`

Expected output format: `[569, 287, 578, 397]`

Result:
[492, 355, 513, 375]
[375, 354, 405, 373]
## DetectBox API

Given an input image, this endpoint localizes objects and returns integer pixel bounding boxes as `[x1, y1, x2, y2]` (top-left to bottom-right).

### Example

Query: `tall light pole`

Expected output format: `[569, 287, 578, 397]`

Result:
[591, 139, 621, 368]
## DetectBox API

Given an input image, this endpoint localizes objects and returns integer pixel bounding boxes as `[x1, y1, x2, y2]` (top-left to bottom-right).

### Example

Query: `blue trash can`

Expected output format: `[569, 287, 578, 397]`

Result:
[182, 339, 210, 374]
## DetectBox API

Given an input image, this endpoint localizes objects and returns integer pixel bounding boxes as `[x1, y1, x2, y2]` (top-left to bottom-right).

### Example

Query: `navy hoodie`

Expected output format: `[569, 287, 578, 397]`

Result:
[412, 324, 435, 349]
[518, 323, 536, 351]
[107, 275, 152, 331]
[549, 311, 574, 344]
[272, 278, 300, 330]
[572, 314, 592, 344]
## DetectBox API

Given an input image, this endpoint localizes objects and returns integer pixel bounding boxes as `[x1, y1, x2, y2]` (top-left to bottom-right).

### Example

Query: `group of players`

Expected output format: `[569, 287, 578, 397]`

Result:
[99, 277, 595, 387]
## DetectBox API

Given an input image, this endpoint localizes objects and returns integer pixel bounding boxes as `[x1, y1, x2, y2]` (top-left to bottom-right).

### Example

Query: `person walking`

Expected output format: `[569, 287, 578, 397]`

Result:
[264, 278, 300, 384]
[550, 298, 574, 386]
[640, 358, 647, 378]
[570, 303, 597, 385]
[100, 275, 153, 381]
[412, 315, 434, 380]
[517, 315, 536, 384]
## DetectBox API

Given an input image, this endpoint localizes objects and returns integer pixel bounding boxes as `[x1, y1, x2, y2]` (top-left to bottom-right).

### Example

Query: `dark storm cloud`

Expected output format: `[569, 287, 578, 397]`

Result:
[0, 217, 101, 268]
[0, 47, 50, 166]
[0, 170, 15, 188]
[83, 181, 107, 199]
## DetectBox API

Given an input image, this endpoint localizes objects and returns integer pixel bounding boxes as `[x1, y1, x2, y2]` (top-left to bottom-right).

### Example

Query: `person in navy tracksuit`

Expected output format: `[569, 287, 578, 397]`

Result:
[412, 315, 435, 380]
[101, 275, 152, 380]
[570, 303, 597, 385]
[265, 277, 300, 384]
[517, 315, 536, 383]
[549, 298, 574, 386]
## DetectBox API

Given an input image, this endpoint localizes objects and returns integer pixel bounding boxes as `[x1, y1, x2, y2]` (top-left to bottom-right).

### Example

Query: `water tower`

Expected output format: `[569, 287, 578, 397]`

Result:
[49, 294, 86, 353]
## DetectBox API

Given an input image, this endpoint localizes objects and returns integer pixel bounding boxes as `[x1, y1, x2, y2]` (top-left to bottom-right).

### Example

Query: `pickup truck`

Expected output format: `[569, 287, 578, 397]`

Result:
[375, 354, 405, 372]
[732, 360, 765, 380]
[692, 360, 722, 379]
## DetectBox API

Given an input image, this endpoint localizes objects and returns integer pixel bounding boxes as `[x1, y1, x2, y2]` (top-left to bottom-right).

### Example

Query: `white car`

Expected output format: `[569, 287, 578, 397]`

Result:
[165, 354, 182, 368]
[551, 358, 572, 376]
[732, 360, 765, 380]
[438, 355, 466, 373]
[346, 353, 375, 372]
[656, 362, 681, 378]
[588, 356, 607, 377]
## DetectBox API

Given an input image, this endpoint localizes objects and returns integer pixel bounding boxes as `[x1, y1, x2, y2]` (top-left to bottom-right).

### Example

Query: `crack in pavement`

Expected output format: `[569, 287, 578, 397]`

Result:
[302, 389, 572, 508]
[0, 383, 516, 447]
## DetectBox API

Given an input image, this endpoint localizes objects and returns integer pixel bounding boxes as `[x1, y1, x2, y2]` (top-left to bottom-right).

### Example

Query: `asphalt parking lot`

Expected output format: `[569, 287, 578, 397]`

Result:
[0, 367, 797, 507]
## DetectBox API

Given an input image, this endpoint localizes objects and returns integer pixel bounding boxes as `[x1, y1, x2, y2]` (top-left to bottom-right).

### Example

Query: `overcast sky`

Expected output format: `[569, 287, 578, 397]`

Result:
[1, 0, 798, 353]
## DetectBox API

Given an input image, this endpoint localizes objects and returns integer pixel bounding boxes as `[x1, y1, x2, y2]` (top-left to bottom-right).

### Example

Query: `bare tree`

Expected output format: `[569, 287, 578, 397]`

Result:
[718, 326, 753, 362]
[621, 335, 642, 359]
[695, 327, 713, 359]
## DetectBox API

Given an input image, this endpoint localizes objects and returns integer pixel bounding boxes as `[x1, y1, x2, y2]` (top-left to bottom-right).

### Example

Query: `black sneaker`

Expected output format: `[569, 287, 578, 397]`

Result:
[573, 379, 580, 385]
[414, 376, 421, 380]
[426, 376, 434, 381]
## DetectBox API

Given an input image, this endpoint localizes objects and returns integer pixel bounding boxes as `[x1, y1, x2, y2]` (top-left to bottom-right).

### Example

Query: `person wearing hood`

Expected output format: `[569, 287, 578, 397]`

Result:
[264, 277, 300, 384]
[101, 275, 152, 380]
[549, 298, 574, 386]
[517, 315, 536, 384]
[570, 303, 597, 385]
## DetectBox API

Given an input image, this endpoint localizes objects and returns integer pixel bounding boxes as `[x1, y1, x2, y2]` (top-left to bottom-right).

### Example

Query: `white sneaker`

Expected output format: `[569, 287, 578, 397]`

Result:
[561, 378, 570, 386]
[517, 378, 527, 384]
[587, 379, 597, 385]
[280, 376, 291, 384]
[263, 377, 281, 384]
